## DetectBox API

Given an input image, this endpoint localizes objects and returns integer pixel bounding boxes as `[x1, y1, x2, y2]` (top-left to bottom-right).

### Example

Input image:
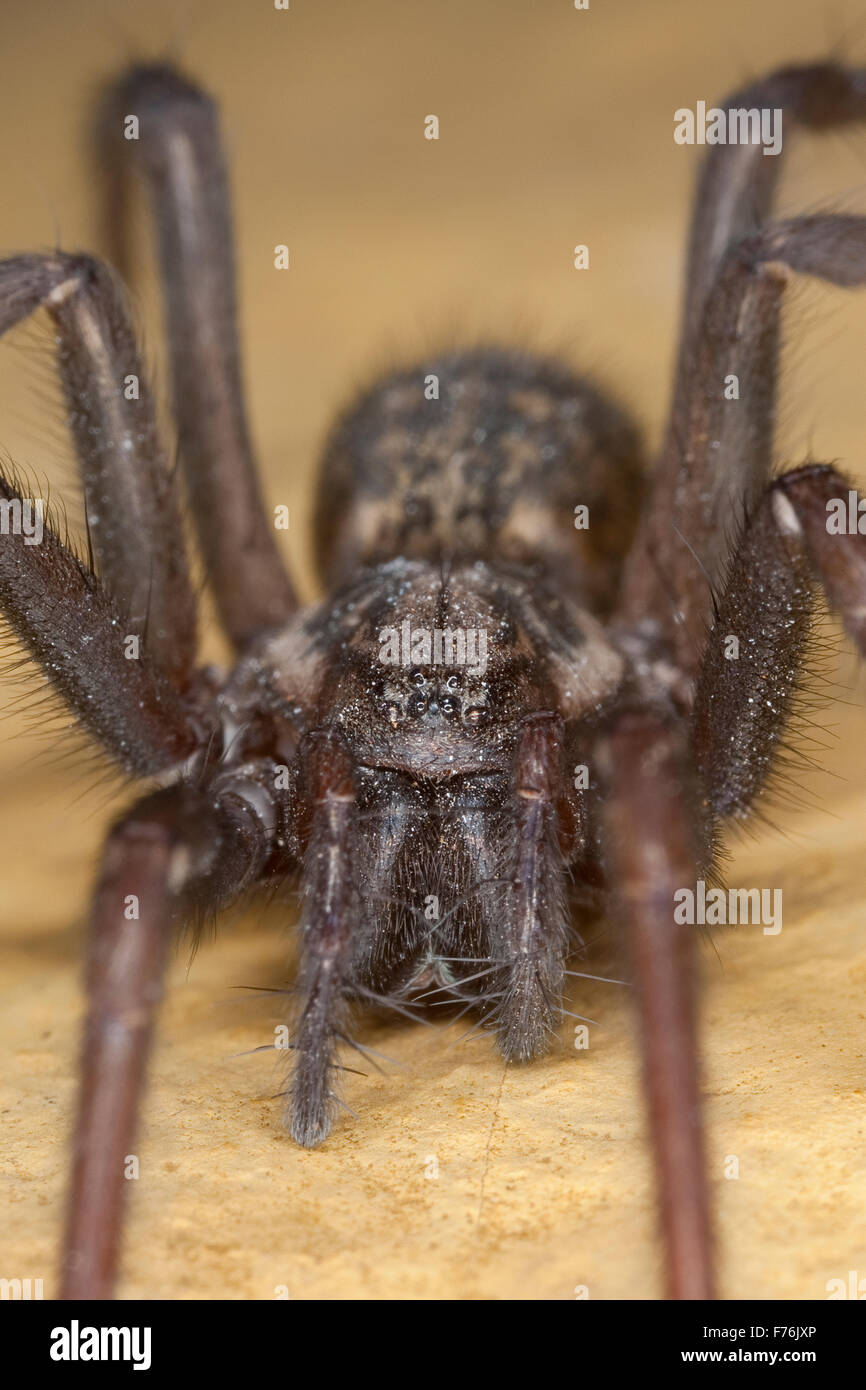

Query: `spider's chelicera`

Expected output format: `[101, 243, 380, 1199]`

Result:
[2, 61, 866, 1301]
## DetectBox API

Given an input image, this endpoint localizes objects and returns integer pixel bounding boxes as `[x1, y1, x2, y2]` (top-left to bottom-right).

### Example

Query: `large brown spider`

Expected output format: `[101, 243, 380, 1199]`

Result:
[2, 59, 866, 1302]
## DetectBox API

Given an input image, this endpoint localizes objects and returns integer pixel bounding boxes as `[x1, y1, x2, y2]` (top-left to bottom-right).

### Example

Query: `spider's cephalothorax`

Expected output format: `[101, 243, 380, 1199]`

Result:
[3, 59, 866, 1301]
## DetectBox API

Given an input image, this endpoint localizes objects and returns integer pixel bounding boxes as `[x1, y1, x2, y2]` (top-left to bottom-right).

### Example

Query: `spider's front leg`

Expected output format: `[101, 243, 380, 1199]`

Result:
[598, 709, 713, 1301]
[62, 762, 286, 1300]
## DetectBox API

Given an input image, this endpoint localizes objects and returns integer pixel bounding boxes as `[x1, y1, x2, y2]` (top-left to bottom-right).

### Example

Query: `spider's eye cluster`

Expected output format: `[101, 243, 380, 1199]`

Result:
[381, 670, 489, 728]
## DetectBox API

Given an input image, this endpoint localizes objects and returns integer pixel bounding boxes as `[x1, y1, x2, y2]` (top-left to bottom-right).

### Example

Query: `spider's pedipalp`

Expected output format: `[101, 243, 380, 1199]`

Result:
[489, 712, 571, 1061]
[288, 730, 358, 1147]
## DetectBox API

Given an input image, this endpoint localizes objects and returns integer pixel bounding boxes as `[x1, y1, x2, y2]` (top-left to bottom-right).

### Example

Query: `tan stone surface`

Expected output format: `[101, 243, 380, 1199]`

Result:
[1, 0, 866, 1299]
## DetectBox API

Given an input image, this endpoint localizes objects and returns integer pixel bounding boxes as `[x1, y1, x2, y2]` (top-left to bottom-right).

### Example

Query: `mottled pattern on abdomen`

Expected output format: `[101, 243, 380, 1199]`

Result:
[314, 347, 645, 615]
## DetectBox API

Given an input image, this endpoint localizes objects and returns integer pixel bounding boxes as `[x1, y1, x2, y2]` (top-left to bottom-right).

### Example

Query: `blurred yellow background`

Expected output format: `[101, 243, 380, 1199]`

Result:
[2, 0, 866, 1299]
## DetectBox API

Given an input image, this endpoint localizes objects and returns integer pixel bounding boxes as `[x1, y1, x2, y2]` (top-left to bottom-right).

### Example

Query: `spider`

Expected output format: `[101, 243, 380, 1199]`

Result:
[2, 58, 866, 1303]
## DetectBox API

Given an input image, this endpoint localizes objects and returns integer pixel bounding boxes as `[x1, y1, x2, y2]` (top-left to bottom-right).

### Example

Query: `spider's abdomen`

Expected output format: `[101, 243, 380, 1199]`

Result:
[314, 347, 644, 614]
